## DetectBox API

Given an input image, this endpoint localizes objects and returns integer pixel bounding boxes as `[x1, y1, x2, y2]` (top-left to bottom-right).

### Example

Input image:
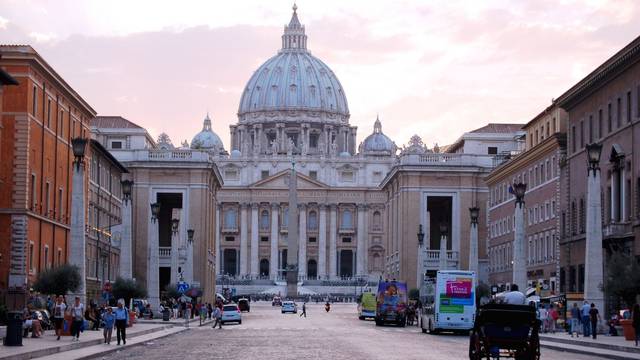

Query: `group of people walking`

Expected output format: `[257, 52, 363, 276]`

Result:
[48, 295, 129, 345]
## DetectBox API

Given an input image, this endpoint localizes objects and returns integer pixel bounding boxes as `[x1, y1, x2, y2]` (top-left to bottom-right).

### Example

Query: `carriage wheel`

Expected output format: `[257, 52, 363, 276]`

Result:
[468, 331, 482, 360]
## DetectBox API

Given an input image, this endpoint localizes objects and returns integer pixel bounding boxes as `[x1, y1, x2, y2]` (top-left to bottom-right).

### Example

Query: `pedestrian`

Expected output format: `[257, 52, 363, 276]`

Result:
[581, 301, 591, 337]
[207, 303, 213, 319]
[212, 306, 222, 329]
[549, 305, 558, 333]
[503, 284, 526, 305]
[299, 302, 307, 318]
[589, 303, 601, 339]
[632, 303, 640, 347]
[52, 295, 66, 341]
[185, 302, 192, 327]
[70, 296, 85, 342]
[570, 303, 581, 338]
[102, 307, 115, 344]
[114, 299, 129, 345]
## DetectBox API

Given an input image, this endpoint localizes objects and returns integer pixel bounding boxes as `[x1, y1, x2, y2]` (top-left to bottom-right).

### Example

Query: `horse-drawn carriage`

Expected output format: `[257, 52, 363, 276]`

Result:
[469, 303, 540, 360]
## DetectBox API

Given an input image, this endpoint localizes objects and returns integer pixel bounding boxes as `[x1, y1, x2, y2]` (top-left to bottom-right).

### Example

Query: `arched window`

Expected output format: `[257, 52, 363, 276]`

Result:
[373, 211, 382, 230]
[260, 210, 269, 230]
[308, 211, 318, 230]
[282, 207, 289, 227]
[224, 208, 237, 229]
[341, 209, 353, 229]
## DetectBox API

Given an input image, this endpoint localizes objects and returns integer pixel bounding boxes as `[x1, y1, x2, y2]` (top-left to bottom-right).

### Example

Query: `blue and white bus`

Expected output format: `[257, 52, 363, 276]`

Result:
[421, 270, 476, 334]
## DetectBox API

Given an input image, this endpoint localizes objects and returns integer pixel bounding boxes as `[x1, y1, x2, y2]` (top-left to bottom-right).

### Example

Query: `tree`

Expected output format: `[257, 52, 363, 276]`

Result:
[112, 277, 147, 306]
[604, 250, 640, 308]
[408, 288, 420, 300]
[164, 283, 180, 300]
[33, 264, 81, 296]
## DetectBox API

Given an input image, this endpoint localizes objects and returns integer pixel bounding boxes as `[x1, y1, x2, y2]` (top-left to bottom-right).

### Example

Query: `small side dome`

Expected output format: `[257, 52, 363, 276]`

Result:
[339, 151, 351, 158]
[359, 115, 396, 156]
[191, 113, 226, 154]
[230, 149, 242, 158]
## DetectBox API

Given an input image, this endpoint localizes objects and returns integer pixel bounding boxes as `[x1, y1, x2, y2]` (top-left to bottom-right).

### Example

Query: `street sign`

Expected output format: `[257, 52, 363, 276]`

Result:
[177, 281, 189, 294]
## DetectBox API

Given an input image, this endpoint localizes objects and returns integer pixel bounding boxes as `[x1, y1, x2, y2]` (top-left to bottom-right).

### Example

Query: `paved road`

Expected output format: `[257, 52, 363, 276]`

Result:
[101, 302, 598, 359]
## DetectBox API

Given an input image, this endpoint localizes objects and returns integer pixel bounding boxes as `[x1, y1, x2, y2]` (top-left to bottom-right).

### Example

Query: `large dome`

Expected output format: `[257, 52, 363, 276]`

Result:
[237, 5, 349, 123]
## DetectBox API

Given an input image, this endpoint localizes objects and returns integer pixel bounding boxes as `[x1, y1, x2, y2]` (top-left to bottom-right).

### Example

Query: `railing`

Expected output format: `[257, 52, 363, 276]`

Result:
[399, 153, 494, 168]
[159, 247, 171, 257]
[338, 226, 355, 234]
[221, 226, 239, 234]
[603, 222, 632, 237]
[110, 149, 215, 163]
[422, 250, 460, 270]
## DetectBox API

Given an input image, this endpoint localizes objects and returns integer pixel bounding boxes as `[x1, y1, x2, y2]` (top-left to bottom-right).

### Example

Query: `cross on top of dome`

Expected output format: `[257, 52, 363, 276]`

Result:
[374, 114, 382, 134]
[203, 112, 212, 131]
[282, 3, 307, 51]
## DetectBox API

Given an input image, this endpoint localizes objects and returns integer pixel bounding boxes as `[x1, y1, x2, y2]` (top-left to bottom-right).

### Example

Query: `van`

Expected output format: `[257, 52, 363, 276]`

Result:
[358, 292, 377, 320]
[375, 280, 408, 326]
[421, 270, 476, 334]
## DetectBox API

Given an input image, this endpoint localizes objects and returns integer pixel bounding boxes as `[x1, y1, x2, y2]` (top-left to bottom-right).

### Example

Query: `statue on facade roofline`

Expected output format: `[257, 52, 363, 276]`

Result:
[270, 139, 278, 156]
[330, 139, 337, 158]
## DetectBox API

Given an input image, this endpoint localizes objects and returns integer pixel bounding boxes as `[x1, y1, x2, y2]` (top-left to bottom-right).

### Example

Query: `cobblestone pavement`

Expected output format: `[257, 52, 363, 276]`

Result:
[100, 302, 599, 360]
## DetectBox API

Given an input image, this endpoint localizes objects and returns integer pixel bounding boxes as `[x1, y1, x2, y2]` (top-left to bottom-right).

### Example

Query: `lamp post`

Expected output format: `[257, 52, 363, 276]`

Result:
[584, 143, 604, 313]
[416, 224, 425, 290]
[469, 207, 480, 273]
[439, 222, 448, 270]
[512, 182, 527, 292]
[148, 201, 161, 309]
[185, 228, 195, 284]
[187, 229, 195, 245]
[69, 137, 87, 304]
[119, 179, 133, 279]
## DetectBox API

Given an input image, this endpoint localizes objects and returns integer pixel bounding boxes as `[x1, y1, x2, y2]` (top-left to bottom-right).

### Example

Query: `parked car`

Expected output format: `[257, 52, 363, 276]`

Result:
[238, 298, 250, 312]
[281, 301, 297, 314]
[221, 303, 242, 324]
[358, 292, 377, 320]
[272, 296, 282, 306]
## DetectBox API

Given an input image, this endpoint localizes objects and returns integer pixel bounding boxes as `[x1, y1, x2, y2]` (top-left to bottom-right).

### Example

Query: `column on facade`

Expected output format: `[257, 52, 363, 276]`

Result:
[439, 232, 448, 271]
[513, 200, 527, 291]
[119, 195, 133, 279]
[324, 125, 332, 154]
[356, 204, 367, 276]
[148, 215, 160, 310]
[70, 161, 86, 303]
[270, 203, 279, 280]
[318, 205, 327, 279]
[215, 203, 221, 276]
[250, 203, 259, 278]
[298, 204, 307, 278]
[277, 123, 285, 152]
[329, 204, 338, 279]
[239, 203, 249, 276]
[469, 222, 479, 273]
[170, 224, 179, 284]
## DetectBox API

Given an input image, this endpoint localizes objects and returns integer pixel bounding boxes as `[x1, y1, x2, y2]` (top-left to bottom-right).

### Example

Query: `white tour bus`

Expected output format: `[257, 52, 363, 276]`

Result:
[421, 270, 476, 334]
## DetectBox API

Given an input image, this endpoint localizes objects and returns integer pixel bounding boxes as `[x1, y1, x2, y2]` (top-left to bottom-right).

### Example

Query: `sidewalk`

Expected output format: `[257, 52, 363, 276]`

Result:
[0, 322, 175, 360]
[540, 332, 640, 360]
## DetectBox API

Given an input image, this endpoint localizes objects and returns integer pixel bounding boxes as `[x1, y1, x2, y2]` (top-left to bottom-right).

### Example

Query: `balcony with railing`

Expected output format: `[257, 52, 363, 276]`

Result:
[399, 153, 495, 168]
[421, 250, 459, 270]
[338, 225, 355, 235]
[109, 149, 216, 163]
[603, 221, 633, 239]
[221, 224, 239, 234]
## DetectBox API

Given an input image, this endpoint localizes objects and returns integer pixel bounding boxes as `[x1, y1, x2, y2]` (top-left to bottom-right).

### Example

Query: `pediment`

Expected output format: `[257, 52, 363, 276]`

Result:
[249, 170, 329, 189]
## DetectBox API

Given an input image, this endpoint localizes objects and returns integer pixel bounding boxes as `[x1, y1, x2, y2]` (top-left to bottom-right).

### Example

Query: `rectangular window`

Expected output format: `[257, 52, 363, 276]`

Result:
[32, 86, 37, 116]
[225, 236, 235, 242]
[309, 171, 317, 180]
[588, 115, 593, 143]
[551, 200, 556, 218]
[627, 91, 632, 123]
[608, 103, 612, 132]
[261, 170, 270, 179]
[579, 120, 584, 148]
[598, 109, 603, 139]
[29, 242, 35, 272]
[546, 121, 550, 137]
[111, 141, 122, 149]
[45, 182, 50, 215]
[47, 99, 51, 128]
[58, 188, 63, 219]
[342, 237, 352, 243]
[488, 146, 498, 155]
[44, 245, 49, 269]
[571, 126, 576, 153]
[57, 248, 62, 266]
[552, 117, 556, 132]
[637, 85, 640, 118]
[31, 173, 37, 210]
[617, 97, 622, 127]
[260, 236, 269, 242]
[308, 237, 317, 243]
[540, 126, 544, 140]
[578, 264, 585, 292]
[58, 110, 63, 136]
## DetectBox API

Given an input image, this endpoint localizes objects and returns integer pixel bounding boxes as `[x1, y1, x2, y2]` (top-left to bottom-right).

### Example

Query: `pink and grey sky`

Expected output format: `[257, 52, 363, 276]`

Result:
[1, 0, 639, 149]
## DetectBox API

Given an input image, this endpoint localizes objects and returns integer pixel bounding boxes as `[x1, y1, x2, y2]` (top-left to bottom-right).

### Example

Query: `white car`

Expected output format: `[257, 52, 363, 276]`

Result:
[221, 303, 242, 324]
[281, 301, 297, 314]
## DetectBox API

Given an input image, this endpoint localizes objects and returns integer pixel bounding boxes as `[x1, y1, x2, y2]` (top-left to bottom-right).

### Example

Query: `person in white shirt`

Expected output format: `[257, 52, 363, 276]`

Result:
[70, 296, 85, 341]
[503, 284, 526, 305]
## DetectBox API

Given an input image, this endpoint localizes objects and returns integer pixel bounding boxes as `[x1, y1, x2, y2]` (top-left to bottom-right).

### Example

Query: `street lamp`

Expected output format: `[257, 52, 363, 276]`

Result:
[469, 207, 480, 225]
[417, 224, 425, 246]
[187, 229, 195, 245]
[171, 218, 179, 235]
[71, 137, 87, 171]
[121, 179, 133, 204]
[150, 202, 160, 223]
[586, 142, 602, 175]
[512, 182, 527, 204]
